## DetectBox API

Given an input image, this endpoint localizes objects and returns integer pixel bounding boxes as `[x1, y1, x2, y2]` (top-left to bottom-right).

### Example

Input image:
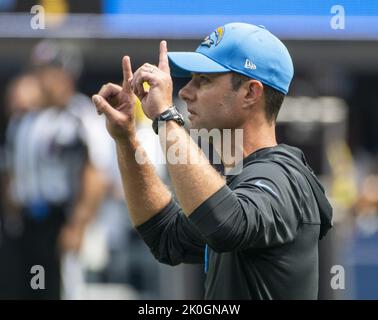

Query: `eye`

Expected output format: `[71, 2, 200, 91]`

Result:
[199, 75, 210, 83]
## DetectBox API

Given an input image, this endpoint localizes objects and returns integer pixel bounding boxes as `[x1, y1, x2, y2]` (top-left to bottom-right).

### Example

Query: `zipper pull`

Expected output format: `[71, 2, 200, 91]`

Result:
[204, 244, 209, 274]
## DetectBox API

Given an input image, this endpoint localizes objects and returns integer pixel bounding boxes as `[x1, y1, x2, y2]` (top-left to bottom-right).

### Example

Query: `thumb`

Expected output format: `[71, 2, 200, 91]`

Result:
[92, 94, 120, 121]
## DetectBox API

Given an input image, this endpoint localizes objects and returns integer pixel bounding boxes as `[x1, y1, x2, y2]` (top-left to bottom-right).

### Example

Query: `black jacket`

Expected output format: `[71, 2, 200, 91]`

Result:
[136, 144, 333, 299]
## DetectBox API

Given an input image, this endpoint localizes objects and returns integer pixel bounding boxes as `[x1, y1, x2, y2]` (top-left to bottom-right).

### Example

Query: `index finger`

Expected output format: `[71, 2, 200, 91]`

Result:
[122, 56, 133, 92]
[158, 40, 170, 73]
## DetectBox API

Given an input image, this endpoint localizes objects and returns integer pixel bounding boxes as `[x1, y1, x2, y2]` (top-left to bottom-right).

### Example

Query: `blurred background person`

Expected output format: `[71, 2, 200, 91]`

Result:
[342, 170, 378, 299]
[0, 40, 111, 299]
[0, 72, 45, 299]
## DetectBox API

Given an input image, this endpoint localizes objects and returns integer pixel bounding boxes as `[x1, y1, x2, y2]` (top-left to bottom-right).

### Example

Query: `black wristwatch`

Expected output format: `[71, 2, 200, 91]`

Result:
[152, 106, 185, 134]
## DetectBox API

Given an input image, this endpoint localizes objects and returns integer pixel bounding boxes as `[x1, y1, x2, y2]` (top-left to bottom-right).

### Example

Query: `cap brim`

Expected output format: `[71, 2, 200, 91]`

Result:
[168, 52, 229, 77]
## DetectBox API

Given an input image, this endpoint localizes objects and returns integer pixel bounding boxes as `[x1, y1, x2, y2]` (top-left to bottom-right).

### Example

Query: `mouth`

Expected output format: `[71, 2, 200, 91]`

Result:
[187, 110, 197, 121]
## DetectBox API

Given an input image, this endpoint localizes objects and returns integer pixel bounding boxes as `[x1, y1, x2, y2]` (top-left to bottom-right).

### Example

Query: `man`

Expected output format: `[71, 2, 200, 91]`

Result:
[92, 22, 333, 299]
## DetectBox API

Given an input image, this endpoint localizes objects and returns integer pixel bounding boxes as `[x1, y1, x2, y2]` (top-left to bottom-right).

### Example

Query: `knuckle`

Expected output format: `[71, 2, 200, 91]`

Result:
[114, 117, 125, 128]
[99, 85, 108, 94]
[97, 99, 105, 108]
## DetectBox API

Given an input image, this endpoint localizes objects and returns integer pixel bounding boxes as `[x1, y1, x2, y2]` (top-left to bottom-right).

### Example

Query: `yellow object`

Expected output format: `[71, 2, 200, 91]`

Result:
[142, 82, 150, 92]
[134, 82, 151, 124]
[326, 140, 357, 209]
[41, 0, 68, 13]
[41, 0, 68, 26]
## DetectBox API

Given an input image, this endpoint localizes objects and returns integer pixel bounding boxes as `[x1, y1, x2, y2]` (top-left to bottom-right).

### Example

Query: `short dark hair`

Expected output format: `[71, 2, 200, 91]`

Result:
[231, 72, 285, 124]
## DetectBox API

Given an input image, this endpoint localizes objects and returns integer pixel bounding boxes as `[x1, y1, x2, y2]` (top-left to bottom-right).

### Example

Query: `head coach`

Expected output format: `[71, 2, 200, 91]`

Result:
[92, 22, 333, 299]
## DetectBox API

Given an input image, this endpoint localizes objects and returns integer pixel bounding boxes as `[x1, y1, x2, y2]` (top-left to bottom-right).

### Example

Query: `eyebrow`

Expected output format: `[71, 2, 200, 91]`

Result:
[191, 72, 218, 79]
[193, 72, 231, 77]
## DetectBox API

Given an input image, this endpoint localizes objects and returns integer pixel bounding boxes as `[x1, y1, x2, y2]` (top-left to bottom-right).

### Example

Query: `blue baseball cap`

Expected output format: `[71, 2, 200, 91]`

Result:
[168, 22, 294, 94]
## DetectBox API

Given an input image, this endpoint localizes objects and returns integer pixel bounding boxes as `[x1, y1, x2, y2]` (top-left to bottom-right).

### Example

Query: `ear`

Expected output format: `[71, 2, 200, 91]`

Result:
[242, 80, 264, 109]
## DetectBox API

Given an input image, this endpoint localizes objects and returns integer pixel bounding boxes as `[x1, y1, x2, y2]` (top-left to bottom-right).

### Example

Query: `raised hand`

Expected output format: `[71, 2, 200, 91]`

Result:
[131, 41, 173, 120]
[92, 56, 137, 141]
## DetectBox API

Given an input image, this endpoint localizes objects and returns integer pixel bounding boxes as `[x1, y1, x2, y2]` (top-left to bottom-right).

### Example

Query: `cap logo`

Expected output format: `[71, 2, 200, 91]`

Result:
[244, 59, 257, 70]
[201, 36, 214, 47]
[201, 26, 225, 48]
[214, 26, 224, 46]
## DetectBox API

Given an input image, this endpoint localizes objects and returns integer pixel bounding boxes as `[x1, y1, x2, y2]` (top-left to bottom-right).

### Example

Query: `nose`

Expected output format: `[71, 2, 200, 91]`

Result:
[179, 79, 196, 103]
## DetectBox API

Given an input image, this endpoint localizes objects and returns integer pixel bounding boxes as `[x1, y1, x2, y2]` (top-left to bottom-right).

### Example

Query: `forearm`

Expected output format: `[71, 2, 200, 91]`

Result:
[60, 163, 107, 253]
[69, 163, 107, 227]
[116, 135, 172, 227]
[160, 121, 226, 216]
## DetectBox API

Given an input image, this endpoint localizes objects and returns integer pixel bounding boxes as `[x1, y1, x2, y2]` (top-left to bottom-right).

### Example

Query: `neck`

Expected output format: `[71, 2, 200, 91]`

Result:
[212, 121, 277, 168]
[239, 122, 277, 157]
